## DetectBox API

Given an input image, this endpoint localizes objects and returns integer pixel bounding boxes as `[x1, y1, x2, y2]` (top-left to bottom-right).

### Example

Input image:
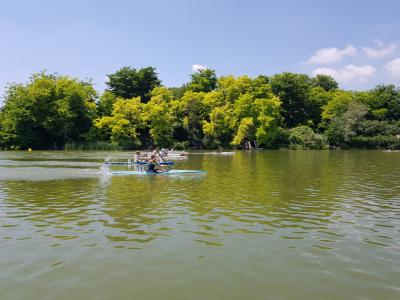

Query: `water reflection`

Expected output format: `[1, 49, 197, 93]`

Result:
[1, 151, 399, 251]
[1, 151, 400, 299]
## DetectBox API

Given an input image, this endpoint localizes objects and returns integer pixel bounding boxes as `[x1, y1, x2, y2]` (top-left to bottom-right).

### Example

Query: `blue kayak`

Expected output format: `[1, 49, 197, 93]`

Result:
[104, 161, 174, 166]
[111, 169, 206, 175]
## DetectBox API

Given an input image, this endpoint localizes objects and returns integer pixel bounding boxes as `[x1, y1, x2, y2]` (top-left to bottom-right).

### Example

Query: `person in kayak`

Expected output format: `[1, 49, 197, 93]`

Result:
[133, 151, 141, 163]
[147, 154, 166, 173]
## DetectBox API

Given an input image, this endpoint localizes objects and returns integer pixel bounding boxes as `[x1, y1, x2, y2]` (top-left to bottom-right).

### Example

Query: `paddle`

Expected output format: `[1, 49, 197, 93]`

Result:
[148, 139, 172, 171]
[154, 147, 172, 171]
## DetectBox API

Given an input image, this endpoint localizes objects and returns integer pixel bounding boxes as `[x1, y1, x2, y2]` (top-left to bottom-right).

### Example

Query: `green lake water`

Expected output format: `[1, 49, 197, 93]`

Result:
[0, 150, 399, 300]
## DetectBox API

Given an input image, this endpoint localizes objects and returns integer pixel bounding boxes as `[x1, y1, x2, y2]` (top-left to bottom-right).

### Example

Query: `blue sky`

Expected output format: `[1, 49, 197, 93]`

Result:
[1, 0, 400, 99]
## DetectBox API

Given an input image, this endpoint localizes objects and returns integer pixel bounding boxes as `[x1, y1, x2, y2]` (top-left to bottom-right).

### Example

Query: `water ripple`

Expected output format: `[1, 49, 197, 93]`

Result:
[1, 150, 400, 299]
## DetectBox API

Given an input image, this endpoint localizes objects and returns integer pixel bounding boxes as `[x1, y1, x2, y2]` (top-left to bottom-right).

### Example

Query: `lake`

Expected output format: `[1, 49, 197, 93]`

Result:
[0, 150, 399, 300]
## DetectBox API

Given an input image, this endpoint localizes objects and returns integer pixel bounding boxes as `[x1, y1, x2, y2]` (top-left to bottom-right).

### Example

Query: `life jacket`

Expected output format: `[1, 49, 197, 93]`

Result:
[147, 162, 156, 172]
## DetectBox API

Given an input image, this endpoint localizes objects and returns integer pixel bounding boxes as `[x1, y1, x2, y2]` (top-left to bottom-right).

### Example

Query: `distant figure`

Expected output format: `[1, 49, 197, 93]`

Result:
[147, 154, 165, 173]
[133, 151, 141, 163]
[160, 148, 168, 157]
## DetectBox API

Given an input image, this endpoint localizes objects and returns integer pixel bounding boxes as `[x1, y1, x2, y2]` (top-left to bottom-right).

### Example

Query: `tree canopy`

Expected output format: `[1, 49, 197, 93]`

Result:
[0, 72, 96, 149]
[106, 66, 161, 103]
[1, 69, 399, 150]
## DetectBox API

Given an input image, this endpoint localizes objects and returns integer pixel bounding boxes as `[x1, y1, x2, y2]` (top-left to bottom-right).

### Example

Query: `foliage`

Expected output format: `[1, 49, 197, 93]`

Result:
[106, 66, 161, 103]
[270, 72, 313, 128]
[367, 84, 400, 120]
[203, 106, 232, 148]
[95, 97, 144, 149]
[230, 93, 282, 147]
[1, 69, 400, 150]
[143, 87, 175, 147]
[0, 72, 96, 149]
[97, 91, 117, 117]
[321, 90, 354, 124]
[187, 69, 217, 93]
[231, 117, 254, 146]
[356, 120, 400, 136]
[312, 74, 338, 92]
[348, 135, 400, 149]
[288, 126, 327, 149]
[325, 101, 368, 147]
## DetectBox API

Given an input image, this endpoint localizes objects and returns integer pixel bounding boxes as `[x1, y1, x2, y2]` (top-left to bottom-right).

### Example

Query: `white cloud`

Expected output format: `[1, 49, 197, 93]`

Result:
[308, 44, 357, 64]
[384, 58, 400, 77]
[192, 64, 207, 72]
[363, 43, 396, 59]
[313, 64, 376, 82]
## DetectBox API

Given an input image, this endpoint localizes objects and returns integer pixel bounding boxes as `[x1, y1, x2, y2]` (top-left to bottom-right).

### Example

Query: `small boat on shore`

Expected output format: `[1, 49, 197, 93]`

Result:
[145, 150, 188, 157]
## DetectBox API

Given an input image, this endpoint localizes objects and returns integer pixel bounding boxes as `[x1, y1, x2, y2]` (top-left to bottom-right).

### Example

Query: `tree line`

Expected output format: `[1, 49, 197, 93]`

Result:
[0, 67, 399, 150]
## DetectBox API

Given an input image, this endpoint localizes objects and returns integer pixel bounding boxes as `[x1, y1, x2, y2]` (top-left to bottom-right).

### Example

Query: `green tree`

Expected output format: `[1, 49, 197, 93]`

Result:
[217, 75, 253, 103]
[202, 106, 232, 148]
[0, 72, 97, 149]
[367, 84, 400, 120]
[253, 97, 282, 147]
[325, 101, 368, 147]
[230, 92, 282, 147]
[288, 126, 327, 149]
[106, 66, 161, 103]
[95, 97, 144, 148]
[307, 87, 332, 128]
[270, 72, 313, 128]
[251, 75, 271, 98]
[231, 117, 254, 146]
[173, 91, 208, 148]
[187, 69, 217, 93]
[142, 87, 175, 147]
[321, 90, 354, 124]
[97, 91, 117, 116]
[313, 74, 338, 92]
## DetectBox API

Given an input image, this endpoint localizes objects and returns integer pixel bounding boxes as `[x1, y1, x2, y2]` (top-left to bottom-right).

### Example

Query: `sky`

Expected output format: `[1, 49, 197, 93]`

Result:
[1, 0, 400, 100]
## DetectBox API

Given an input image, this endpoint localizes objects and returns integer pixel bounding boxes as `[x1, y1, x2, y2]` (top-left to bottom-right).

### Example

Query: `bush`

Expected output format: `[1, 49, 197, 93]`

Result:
[356, 120, 400, 136]
[172, 141, 189, 150]
[288, 126, 327, 149]
[349, 135, 400, 149]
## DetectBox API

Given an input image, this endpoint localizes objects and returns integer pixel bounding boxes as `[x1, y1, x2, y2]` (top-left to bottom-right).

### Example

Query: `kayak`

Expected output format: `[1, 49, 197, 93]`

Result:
[104, 161, 174, 166]
[142, 151, 189, 157]
[111, 169, 206, 175]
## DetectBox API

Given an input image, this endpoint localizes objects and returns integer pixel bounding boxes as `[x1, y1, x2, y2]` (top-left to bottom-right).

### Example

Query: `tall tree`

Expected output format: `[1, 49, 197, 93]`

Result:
[106, 66, 161, 103]
[270, 72, 313, 128]
[368, 84, 400, 120]
[187, 69, 217, 93]
[142, 87, 175, 147]
[97, 91, 117, 117]
[95, 97, 144, 148]
[0, 72, 97, 149]
[313, 74, 338, 92]
[325, 102, 368, 147]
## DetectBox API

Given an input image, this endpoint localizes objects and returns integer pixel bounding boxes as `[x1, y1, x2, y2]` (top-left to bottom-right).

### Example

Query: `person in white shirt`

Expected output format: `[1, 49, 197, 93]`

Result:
[133, 151, 141, 163]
